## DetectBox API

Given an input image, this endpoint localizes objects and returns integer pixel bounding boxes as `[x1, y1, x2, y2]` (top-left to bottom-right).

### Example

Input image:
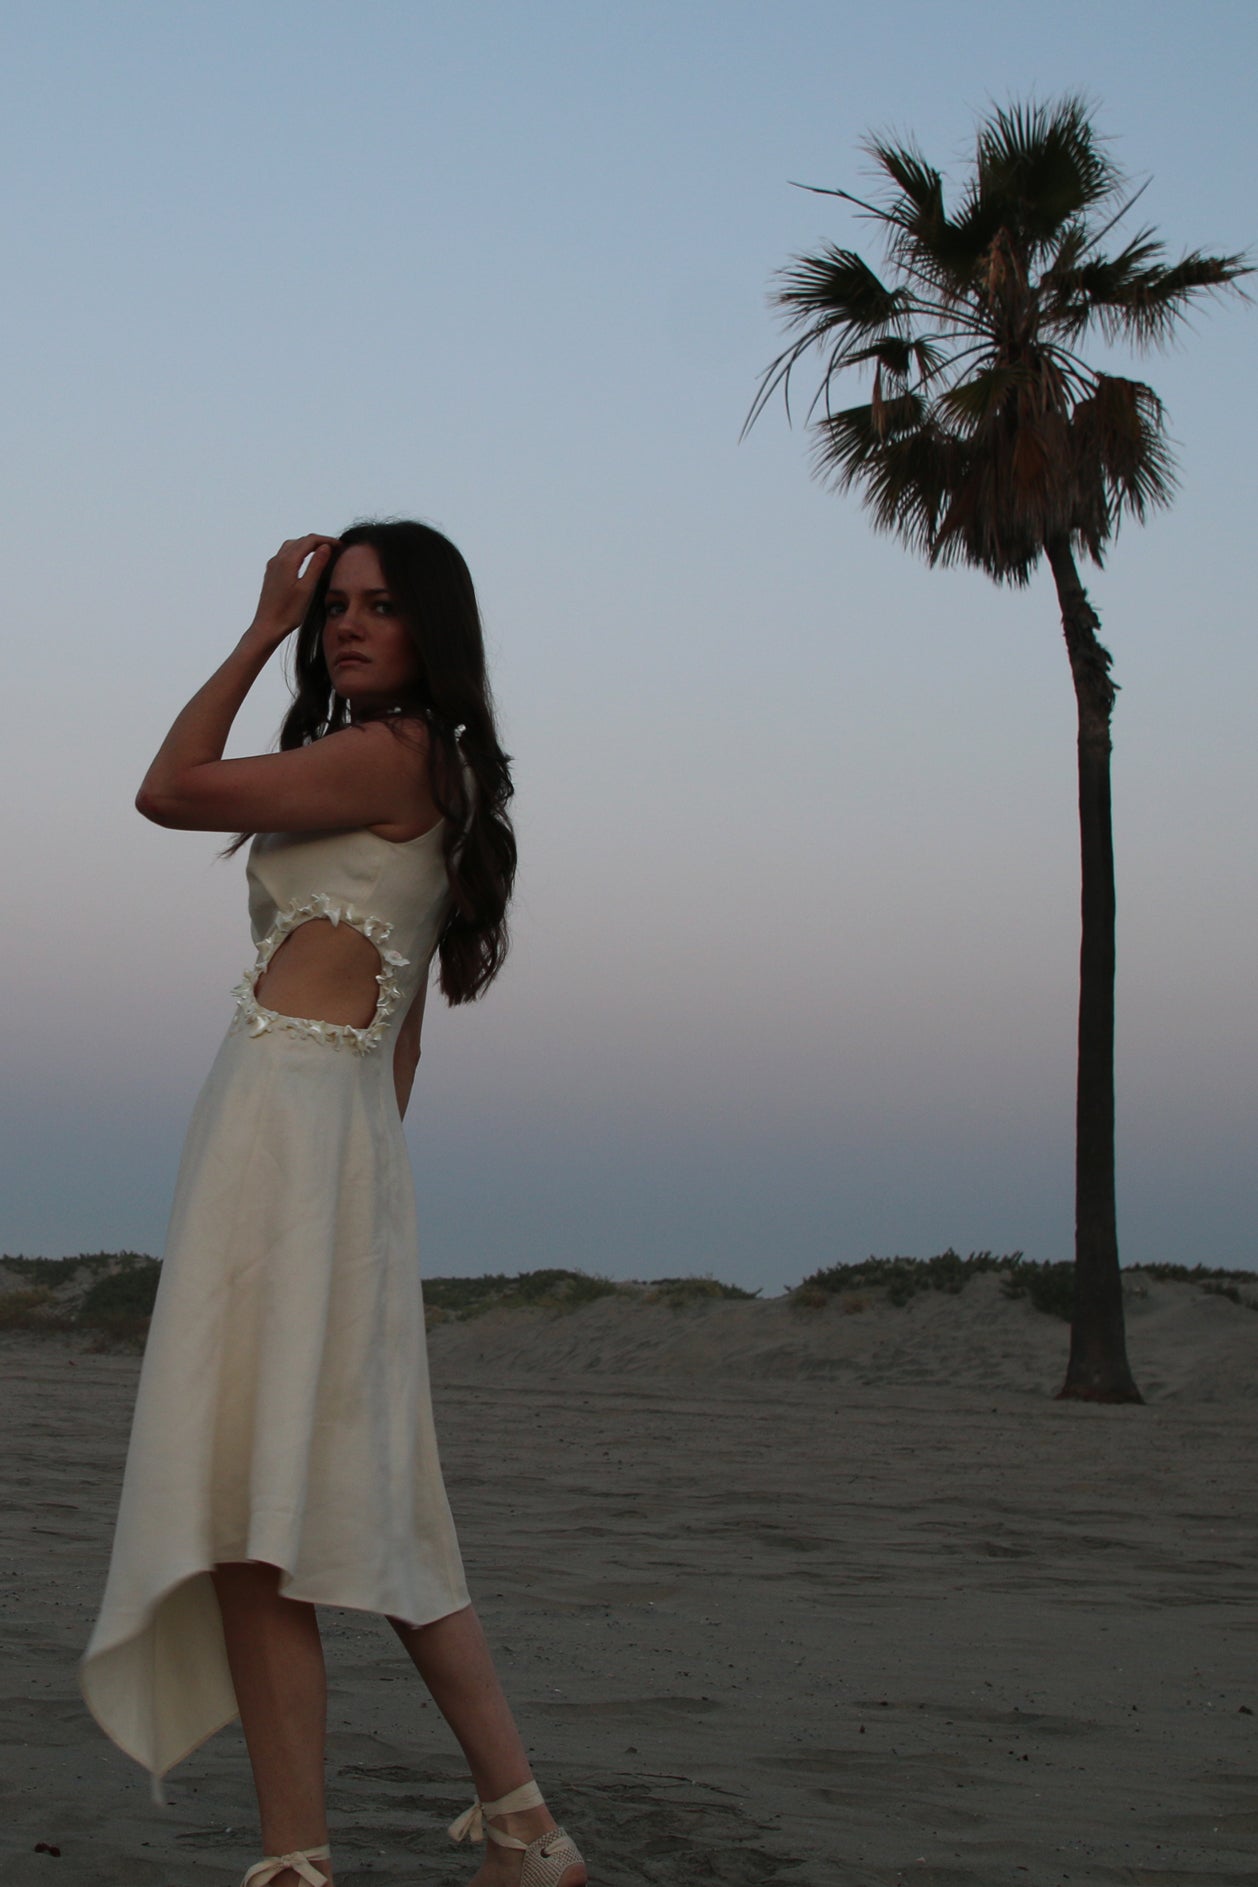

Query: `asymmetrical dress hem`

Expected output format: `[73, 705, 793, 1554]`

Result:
[79, 1561, 470, 1783]
[80, 822, 471, 1787]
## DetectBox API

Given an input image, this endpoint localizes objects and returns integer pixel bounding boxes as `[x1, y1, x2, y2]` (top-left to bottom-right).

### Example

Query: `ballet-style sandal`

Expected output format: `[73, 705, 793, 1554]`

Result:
[239, 1845, 331, 1887]
[449, 1780, 587, 1886]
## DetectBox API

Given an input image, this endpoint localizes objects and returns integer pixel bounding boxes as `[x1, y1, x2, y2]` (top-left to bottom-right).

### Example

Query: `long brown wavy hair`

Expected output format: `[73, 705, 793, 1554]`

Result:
[275, 519, 516, 1005]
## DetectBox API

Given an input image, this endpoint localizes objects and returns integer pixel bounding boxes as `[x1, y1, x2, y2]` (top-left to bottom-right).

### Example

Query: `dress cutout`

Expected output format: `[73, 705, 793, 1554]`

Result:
[79, 824, 470, 1787]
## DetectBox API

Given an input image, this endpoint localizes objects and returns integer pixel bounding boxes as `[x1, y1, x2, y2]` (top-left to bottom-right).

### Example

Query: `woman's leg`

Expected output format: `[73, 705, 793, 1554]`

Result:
[389, 1604, 585, 1880]
[212, 1562, 333, 1886]
[388, 1603, 535, 1802]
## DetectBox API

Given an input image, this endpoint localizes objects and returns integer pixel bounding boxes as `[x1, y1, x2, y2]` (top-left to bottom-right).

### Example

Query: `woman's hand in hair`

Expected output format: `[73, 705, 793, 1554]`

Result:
[246, 535, 339, 648]
[136, 533, 339, 824]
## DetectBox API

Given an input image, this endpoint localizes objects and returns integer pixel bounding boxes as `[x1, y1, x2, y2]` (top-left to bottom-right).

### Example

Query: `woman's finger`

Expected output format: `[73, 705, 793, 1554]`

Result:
[251, 535, 339, 638]
[272, 533, 338, 565]
[297, 540, 336, 579]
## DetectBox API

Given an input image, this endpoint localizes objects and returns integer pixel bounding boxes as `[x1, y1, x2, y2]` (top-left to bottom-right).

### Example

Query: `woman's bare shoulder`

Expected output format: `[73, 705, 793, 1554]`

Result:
[336, 713, 433, 770]
[351, 716, 439, 840]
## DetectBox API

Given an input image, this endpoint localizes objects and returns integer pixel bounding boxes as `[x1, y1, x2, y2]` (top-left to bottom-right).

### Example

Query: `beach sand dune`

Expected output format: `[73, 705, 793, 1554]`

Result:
[1, 1280, 1255, 1884]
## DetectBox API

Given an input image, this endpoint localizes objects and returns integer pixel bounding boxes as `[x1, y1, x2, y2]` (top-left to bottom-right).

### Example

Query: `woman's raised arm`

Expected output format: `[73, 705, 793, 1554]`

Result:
[135, 536, 433, 836]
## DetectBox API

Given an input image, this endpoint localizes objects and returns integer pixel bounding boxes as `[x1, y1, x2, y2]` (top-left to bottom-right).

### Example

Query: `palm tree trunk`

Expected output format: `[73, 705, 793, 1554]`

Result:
[1046, 538, 1142, 1402]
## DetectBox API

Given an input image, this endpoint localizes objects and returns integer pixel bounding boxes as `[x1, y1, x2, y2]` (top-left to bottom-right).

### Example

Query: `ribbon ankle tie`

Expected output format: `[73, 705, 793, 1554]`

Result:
[448, 1779, 545, 1847]
[241, 1846, 331, 1887]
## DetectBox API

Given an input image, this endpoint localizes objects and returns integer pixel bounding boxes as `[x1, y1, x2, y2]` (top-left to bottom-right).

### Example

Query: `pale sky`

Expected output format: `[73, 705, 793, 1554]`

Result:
[3, 0, 1254, 1292]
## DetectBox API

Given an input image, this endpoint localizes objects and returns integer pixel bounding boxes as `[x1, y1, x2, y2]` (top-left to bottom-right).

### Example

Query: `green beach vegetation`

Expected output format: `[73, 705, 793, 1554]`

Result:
[2, 1250, 1253, 1349]
[0, 1252, 160, 1343]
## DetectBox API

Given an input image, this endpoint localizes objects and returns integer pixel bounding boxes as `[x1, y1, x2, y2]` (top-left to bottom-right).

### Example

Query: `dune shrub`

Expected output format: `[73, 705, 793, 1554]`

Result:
[423, 1268, 620, 1320]
[80, 1261, 161, 1331]
[1200, 1279, 1258, 1311]
[792, 1250, 1024, 1308]
[1138, 1262, 1257, 1284]
[3, 1250, 153, 1285]
[642, 1275, 758, 1309]
[0, 1286, 59, 1331]
[1001, 1259, 1075, 1321]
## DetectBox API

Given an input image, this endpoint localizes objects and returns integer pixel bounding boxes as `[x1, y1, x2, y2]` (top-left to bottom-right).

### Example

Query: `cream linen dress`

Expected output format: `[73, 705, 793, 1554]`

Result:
[80, 822, 470, 1789]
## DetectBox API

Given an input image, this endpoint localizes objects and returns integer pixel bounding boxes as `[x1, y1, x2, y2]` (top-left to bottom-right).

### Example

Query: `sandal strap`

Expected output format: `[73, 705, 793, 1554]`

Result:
[240, 1846, 331, 1887]
[448, 1779, 545, 1846]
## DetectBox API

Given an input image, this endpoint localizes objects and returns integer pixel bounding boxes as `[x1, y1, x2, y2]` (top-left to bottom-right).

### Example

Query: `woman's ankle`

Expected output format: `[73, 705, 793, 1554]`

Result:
[489, 1802, 558, 1839]
[246, 1842, 333, 1887]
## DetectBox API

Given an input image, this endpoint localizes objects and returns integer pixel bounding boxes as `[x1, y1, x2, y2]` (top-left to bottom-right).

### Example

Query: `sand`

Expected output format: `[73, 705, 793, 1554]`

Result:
[1, 1276, 1256, 1885]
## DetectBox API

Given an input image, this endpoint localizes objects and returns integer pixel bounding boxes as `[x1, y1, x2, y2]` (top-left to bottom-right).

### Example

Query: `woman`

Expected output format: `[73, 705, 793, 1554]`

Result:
[80, 524, 587, 1887]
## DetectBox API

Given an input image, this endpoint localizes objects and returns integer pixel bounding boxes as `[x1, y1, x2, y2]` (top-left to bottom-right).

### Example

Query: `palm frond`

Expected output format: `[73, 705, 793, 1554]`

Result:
[946, 186, 1010, 281]
[813, 404, 952, 556]
[1049, 239, 1251, 345]
[817, 335, 951, 389]
[1044, 229, 1157, 333]
[1045, 218, 1090, 278]
[744, 251, 906, 434]
[823, 337, 915, 380]
[789, 172, 980, 303]
[912, 338, 950, 384]
[1074, 177, 1152, 260]
[975, 96, 1120, 239]
[774, 247, 908, 335]
[935, 365, 1027, 432]
[1100, 247, 1252, 345]
[811, 394, 929, 484]
[932, 469, 1045, 586]
[741, 329, 825, 435]
[1071, 374, 1177, 519]
[747, 93, 1248, 583]
[865, 137, 954, 268]
[866, 139, 945, 222]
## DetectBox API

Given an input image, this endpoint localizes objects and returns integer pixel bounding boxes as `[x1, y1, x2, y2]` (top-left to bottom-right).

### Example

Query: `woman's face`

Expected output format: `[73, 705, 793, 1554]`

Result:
[322, 543, 422, 710]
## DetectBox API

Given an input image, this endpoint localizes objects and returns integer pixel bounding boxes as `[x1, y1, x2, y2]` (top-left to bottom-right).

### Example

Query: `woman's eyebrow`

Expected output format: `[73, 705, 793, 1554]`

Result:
[325, 585, 392, 597]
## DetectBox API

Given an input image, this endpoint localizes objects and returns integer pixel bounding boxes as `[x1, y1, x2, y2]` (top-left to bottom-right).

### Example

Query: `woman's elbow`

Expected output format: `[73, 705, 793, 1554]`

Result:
[135, 783, 181, 826]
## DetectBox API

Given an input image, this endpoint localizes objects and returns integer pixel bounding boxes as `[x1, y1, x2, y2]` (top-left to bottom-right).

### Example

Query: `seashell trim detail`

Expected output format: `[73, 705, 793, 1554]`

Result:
[229, 892, 411, 1056]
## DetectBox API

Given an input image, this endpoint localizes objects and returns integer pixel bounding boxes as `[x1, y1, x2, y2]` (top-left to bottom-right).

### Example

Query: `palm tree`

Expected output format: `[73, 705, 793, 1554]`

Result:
[747, 97, 1249, 1400]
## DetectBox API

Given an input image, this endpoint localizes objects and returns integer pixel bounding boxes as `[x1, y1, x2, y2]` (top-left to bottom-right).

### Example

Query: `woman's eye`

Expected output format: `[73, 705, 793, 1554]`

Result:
[372, 598, 396, 614]
[325, 600, 344, 617]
